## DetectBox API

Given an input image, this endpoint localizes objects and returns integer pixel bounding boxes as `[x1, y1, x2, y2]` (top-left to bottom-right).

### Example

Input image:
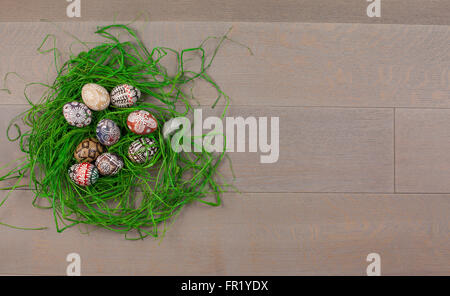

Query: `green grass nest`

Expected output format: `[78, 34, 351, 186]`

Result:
[0, 24, 235, 239]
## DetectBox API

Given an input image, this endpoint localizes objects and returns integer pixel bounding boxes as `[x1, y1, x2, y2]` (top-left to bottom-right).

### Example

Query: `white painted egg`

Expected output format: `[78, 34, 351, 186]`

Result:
[81, 83, 110, 111]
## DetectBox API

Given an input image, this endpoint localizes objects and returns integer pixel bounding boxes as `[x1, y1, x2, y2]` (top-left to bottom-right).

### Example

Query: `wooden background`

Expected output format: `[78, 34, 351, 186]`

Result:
[0, 1, 449, 275]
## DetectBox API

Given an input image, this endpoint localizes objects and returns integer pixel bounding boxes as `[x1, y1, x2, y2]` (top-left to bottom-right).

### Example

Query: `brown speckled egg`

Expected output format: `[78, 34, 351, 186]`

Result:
[74, 138, 105, 163]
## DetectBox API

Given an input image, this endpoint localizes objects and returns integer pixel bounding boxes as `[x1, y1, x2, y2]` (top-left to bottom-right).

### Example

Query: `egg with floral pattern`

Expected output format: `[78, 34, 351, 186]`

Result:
[95, 153, 124, 176]
[96, 119, 121, 146]
[63, 102, 92, 127]
[127, 110, 158, 135]
[68, 162, 99, 187]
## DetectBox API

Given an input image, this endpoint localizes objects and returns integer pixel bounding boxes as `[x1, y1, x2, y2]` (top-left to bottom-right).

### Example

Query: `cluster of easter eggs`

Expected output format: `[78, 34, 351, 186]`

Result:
[63, 83, 160, 187]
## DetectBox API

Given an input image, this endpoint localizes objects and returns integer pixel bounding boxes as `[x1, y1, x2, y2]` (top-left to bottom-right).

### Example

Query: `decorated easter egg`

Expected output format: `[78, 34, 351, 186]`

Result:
[128, 137, 158, 164]
[127, 110, 158, 135]
[81, 83, 110, 111]
[74, 138, 105, 163]
[63, 102, 92, 127]
[110, 84, 141, 108]
[68, 162, 99, 187]
[95, 153, 124, 176]
[96, 119, 121, 146]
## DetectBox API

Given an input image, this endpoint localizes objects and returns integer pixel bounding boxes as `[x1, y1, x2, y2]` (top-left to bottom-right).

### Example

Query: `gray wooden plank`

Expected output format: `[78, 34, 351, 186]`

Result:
[0, 105, 29, 189]
[1, 22, 449, 108]
[222, 106, 394, 192]
[0, 0, 449, 25]
[396, 109, 450, 193]
[0, 105, 395, 193]
[0, 191, 449, 275]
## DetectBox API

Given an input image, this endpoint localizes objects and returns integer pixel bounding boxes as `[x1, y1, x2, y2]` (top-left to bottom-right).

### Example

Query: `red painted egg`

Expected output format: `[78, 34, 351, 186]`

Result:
[127, 110, 158, 135]
[68, 162, 99, 187]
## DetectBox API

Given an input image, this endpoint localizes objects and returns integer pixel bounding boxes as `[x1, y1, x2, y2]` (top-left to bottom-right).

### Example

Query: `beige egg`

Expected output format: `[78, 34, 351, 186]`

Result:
[81, 83, 110, 111]
[74, 138, 105, 163]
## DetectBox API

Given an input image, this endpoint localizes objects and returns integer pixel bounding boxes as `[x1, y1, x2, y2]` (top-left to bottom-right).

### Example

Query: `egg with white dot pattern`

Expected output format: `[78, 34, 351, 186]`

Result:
[63, 102, 92, 127]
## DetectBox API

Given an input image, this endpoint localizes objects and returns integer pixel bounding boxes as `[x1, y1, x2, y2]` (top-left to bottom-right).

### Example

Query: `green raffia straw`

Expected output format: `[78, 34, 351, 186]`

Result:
[0, 24, 237, 240]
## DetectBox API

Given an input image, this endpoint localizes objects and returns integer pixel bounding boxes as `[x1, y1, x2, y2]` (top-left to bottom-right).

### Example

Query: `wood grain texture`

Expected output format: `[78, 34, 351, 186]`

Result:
[222, 106, 394, 193]
[0, 105, 395, 193]
[0, 191, 449, 275]
[0, 105, 29, 189]
[1, 22, 449, 108]
[0, 18, 449, 275]
[396, 109, 450, 193]
[0, 0, 449, 25]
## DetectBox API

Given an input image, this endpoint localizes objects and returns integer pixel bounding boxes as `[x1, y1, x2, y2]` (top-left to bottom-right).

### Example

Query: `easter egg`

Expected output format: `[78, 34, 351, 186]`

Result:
[63, 102, 92, 127]
[95, 153, 124, 176]
[128, 137, 158, 164]
[74, 138, 105, 163]
[68, 162, 99, 186]
[81, 83, 110, 111]
[96, 119, 121, 146]
[110, 84, 141, 108]
[127, 110, 158, 135]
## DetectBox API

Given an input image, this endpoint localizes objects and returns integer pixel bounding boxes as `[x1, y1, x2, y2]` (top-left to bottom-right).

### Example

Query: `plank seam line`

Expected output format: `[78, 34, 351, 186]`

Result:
[393, 107, 396, 193]
[7, 188, 450, 194]
[4, 103, 450, 110]
[1, 21, 450, 27]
